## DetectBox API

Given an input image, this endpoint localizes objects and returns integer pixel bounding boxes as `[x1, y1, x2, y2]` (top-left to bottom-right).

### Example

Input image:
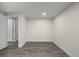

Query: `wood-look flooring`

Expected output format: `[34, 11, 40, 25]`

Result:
[0, 42, 69, 57]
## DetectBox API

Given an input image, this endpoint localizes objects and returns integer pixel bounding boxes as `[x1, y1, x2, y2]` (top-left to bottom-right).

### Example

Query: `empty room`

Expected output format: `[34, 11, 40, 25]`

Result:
[0, 2, 79, 57]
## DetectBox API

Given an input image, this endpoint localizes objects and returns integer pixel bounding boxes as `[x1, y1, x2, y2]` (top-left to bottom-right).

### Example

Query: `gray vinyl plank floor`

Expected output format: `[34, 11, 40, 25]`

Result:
[0, 42, 69, 57]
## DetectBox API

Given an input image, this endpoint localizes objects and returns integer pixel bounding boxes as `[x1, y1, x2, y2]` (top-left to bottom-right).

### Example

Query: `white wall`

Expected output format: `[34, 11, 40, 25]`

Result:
[53, 3, 79, 57]
[18, 18, 54, 47]
[0, 13, 7, 50]
[18, 16, 28, 48]
[26, 19, 54, 42]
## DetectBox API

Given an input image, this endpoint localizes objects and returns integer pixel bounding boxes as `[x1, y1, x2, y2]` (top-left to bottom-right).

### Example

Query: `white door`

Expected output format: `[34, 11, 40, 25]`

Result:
[7, 17, 18, 42]
[0, 15, 7, 50]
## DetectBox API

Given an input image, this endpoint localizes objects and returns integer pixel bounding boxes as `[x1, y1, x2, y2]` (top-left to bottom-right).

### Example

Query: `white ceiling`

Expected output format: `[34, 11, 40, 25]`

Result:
[0, 2, 73, 18]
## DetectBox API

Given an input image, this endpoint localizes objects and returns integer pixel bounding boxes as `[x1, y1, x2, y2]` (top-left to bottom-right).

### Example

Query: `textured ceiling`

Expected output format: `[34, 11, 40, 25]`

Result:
[0, 2, 73, 18]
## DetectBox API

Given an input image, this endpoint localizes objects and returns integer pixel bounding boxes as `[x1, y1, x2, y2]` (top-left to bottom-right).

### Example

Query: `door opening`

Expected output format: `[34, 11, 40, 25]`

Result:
[7, 16, 18, 48]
